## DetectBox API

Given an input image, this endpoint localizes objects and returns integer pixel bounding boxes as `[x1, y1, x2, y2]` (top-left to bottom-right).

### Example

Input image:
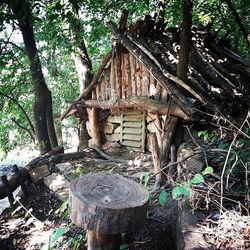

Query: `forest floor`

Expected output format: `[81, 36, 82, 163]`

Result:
[0, 140, 250, 249]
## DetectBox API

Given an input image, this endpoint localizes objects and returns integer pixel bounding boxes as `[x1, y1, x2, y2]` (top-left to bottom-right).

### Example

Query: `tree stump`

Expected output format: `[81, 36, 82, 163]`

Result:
[69, 172, 149, 250]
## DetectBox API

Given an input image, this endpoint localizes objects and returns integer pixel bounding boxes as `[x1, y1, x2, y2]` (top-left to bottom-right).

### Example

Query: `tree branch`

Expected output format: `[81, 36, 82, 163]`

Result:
[0, 92, 35, 133]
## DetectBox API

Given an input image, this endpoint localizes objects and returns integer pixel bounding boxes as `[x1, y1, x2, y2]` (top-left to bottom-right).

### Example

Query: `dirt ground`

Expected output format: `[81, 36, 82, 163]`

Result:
[1, 148, 250, 249]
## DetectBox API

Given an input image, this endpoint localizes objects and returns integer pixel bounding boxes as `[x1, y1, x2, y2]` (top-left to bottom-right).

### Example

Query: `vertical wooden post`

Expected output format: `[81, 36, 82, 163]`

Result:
[148, 133, 163, 186]
[1, 175, 15, 207]
[12, 165, 29, 198]
[88, 108, 102, 147]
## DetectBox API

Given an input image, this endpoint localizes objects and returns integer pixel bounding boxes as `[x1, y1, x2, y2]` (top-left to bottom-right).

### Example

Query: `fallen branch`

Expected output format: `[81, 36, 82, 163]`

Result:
[149, 148, 231, 181]
[89, 144, 129, 164]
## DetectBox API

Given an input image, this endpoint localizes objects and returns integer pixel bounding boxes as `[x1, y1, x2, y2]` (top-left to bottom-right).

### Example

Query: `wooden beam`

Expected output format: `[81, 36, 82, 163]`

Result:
[73, 96, 193, 121]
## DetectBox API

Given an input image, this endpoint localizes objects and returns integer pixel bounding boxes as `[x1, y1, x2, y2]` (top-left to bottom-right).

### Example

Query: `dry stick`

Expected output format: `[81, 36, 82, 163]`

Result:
[89, 144, 129, 164]
[220, 113, 249, 212]
[194, 109, 250, 140]
[149, 148, 230, 181]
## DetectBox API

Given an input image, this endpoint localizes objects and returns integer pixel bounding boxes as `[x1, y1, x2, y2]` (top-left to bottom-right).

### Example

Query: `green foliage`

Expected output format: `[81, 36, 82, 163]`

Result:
[75, 165, 84, 176]
[202, 166, 214, 175]
[68, 235, 86, 250]
[0, 0, 249, 153]
[54, 201, 69, 219]
[50, 227, 69, 248]
[172, 185, 190, 199]
[140, 172, 150, 186]
[120, 244, 129, 250]
[159, 190, 168, 207]
[189, 173, 204, 185]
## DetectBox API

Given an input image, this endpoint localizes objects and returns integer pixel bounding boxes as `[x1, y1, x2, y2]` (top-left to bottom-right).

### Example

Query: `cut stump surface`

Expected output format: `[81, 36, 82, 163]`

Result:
[69, 172, 149, 234]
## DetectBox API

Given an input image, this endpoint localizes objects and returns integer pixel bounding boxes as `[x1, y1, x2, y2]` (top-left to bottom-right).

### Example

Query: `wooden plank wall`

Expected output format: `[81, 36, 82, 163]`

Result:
[92, 51, 168, 102]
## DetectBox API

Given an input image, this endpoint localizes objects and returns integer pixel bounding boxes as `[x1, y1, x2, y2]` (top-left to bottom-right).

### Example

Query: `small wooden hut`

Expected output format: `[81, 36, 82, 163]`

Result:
[62, 12, 250, 168]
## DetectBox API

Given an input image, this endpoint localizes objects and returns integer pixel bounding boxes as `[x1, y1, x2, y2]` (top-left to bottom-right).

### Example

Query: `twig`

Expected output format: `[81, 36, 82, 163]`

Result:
[220, 113, 249, 213]
[149, 148, 229, 180]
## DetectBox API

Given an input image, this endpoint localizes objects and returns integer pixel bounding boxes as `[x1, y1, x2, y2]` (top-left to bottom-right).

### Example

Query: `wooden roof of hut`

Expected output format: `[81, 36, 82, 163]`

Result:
[62, 13, 250, 123]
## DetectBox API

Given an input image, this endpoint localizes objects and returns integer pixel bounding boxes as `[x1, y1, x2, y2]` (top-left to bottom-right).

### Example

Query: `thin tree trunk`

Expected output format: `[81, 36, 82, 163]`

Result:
[69, 1, 93, 151]
[223, 0, 250, 48]
[177, 0, 193, 82]
[10, 0, 58, 153]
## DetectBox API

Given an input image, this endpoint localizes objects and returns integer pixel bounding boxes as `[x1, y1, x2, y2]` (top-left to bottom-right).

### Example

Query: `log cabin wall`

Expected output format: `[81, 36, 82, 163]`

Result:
[91, 50, 167, 103]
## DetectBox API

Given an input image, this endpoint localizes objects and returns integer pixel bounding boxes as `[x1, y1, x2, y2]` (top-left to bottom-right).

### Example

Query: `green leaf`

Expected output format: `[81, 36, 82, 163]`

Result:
[172, 185, 190, 199]
[159, 190, 167, 207]
[120, 244, 129, 250]
[202, 166, 214, 175]
[190, 173, 204, 185]
[197, 131, 203, 137]
[218, 143, 229, 149]
[204, 133, 208, 141]
[141, 173, 150, 186]
[50, 227, 69, 245]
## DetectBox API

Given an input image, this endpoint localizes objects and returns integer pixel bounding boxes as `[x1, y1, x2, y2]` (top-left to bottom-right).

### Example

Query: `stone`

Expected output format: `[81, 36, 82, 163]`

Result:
[105, 133, 119, 142]
[55, 162, 74, 173]
[30, 165, 50, 182]
[43, 173, 69, 193]
[55, 188, 69, 202]
[107, 115, 121, 123]
[147, 121, 160, 134]
[114, 126, 121, 133]
[104, 122, 117, 134]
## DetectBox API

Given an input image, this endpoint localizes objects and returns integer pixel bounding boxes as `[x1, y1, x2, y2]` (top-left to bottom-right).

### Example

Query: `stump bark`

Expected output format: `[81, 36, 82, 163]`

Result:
[69, 173, 149, 250]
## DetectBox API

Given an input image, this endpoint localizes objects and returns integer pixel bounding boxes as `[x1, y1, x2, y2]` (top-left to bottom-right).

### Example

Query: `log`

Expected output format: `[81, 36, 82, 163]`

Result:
[0, 150, 92, 200]
[89, 145, 129, 164]
[69, 173, 149, 249]
[148, 133, 163, 186]
[130, 34, 217, 111]
[88, 108, 102, 147]
[107, 21, 194, 117]
[73, 96, 193, 121]
[161, 116, 178, 166]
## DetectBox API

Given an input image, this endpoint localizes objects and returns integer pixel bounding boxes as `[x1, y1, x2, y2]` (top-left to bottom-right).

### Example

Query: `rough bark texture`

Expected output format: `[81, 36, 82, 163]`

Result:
[72, 97, 192, 121]
[70, 2, 93, 151]
[177, 0, 193, 82]
[87, 231, 121, 250]
[107, 21, 194, 117]
[10, 0, 58, 153]
[88, 108, 102, 147]
[148, 133, 163, 186]
[69, 173, 149, 234]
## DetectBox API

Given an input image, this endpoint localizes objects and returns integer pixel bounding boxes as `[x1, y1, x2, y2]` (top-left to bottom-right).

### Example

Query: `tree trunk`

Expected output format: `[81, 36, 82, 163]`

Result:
[223, 0, 250, 48]
[177, 0, 193, 82]
[10, 0, 58, 153]
[69, 1, 93, 151]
